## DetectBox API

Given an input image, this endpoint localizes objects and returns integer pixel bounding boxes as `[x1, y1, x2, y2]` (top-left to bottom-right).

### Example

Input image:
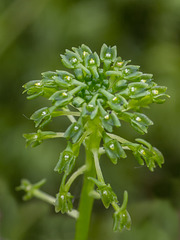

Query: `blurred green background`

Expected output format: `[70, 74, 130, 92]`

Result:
[0, 0, 180, 239]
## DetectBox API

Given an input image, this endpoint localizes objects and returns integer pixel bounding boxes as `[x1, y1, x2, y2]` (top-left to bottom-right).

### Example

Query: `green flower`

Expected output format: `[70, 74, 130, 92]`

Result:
[113, 209, 131, 232]
[55, 191, 73, 214]
[103, 133, 126, 164]
[30, 107, 53, 128]
[23, 129, 57, 147]
[88, 177, 118, 209]
[64, 122, 83, 143]
[123, 138, 164, 171]
[54, 142, 76, 175]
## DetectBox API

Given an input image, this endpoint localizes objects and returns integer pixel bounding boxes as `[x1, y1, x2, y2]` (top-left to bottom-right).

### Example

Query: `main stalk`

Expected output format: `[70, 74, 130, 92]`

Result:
[75, 118, 102, 240]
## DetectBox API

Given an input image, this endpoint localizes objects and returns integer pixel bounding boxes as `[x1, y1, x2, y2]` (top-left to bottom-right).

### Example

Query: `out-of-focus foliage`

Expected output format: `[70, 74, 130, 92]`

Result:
[0, 0, 179, 239]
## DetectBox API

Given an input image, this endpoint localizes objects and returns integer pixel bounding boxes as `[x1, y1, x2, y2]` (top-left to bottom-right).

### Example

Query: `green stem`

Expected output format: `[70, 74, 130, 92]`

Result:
[106, 133, 131, 150]
[75, 119, 102, 240]
[65, 165, 87, 191]
[62, 107, 77, 123]
[33, 189, 55, 205]
[74, 145, 95, 240]
[119, 190, 128, 211]
[59, 173, 68, 191]
[111, 191, 128, 212]
[93, 150, 104, 183]
[111, 201, 120, 212]
[107, 133, 128, 144]
[52, 111, 80, 117]
[43, 132, 64, 139]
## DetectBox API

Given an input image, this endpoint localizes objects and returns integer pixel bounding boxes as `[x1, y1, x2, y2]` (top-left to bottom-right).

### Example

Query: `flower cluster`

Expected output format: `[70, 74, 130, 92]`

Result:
[21, 44, 169, 232]
[23, 44, 168, 130]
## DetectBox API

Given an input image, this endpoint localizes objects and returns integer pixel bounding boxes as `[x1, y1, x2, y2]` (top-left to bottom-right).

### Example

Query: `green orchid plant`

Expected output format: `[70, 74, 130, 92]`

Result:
[17, 44, 169, 240]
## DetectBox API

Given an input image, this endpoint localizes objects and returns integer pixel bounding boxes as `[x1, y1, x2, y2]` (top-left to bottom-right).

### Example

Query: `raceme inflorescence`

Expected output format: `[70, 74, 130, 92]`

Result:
[18, 44, 169, 238]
